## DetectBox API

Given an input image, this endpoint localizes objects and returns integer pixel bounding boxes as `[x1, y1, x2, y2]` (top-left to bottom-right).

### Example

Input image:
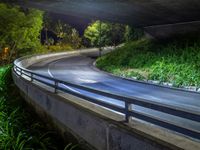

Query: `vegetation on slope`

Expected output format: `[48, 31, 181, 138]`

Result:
[96, 39, 200, 87]
[0, 66, 79, 150]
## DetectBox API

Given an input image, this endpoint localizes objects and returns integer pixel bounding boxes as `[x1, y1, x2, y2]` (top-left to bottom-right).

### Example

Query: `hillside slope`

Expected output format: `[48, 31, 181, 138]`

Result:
[96, 39, 200, 88]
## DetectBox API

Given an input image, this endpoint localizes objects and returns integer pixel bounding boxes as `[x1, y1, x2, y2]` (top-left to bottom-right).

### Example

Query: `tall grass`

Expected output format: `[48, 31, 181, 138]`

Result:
[0, 66, 81, 150]
[96, 39, 200, 87]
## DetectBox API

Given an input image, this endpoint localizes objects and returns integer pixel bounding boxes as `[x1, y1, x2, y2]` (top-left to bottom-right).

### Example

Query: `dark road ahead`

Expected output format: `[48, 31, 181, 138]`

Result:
[28, 50, 200, 140]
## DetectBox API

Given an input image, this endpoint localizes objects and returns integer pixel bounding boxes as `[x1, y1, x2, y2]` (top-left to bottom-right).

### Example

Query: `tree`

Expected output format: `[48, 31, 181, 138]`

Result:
[70, 28, 81, 49]
[124, 26, 144, 42]
[84, 20, 111, 47]
[84, 20, 126, 47]
[43, 16, 82, 48]
[0, 3, 43, 63]
[56, 23, 81, 49]
[109, 23, 125, 46]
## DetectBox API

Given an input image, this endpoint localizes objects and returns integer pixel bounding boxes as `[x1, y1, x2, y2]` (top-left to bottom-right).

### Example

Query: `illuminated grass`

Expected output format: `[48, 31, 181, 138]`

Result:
[96, 39, 200, 87]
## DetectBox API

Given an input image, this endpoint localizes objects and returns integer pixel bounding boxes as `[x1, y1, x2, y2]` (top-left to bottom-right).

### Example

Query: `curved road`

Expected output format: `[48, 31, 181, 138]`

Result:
[28, 50, 200, 140]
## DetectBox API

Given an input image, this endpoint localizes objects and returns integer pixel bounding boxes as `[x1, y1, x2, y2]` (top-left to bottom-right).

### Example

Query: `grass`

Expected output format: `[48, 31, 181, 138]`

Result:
[0, 66, 81, 150]
[0, 44, 74, 66]
[19, 44, 73, 57]
[96, 39, 200, 87]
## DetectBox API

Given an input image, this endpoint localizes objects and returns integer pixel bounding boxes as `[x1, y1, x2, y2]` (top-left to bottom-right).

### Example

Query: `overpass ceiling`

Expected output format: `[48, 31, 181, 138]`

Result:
[17, 0, 200, 27]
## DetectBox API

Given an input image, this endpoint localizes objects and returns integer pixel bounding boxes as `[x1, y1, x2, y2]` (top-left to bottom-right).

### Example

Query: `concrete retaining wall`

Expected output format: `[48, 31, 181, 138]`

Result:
[13, 70, 178, 150]
[15, 48, 112, 69]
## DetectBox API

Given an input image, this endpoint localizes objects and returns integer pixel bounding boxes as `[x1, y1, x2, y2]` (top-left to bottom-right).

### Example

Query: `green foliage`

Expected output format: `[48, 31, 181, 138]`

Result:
[84, 20, 125, 47]
[33, 44, 73, 55]
[19, 9, 43, 50]
[43, 16, 82, 49]
[0, 3, 43, 62]
[44, 16, 72, 39]
[0, 66, 81, 150]
[84, 20, 110, 47]
[96, 39, 200, 87]
[67, 28, 82, 49]
[124, 26, 144, 42]
[109, 23, 126, 46]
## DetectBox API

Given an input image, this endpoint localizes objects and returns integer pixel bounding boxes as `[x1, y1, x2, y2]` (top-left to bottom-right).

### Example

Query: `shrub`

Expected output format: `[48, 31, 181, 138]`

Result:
[0, 66, 80, 149]
[96, 39, 200, 87]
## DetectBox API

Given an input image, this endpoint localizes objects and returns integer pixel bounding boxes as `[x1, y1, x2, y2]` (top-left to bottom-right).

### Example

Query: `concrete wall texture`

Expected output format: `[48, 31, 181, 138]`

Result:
[13, 71, 174, 150]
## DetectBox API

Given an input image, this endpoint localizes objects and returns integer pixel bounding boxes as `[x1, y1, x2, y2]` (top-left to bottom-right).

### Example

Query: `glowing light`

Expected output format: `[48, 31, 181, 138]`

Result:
[4, 47, 9, 54]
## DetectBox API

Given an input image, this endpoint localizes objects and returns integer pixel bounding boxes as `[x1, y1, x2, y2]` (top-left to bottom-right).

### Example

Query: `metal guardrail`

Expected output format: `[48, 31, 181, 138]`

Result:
[13, 59, 200, 140]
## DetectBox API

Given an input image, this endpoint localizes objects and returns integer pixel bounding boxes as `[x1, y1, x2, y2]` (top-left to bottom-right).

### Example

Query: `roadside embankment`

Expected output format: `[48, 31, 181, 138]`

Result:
[96, 39, 200, 91]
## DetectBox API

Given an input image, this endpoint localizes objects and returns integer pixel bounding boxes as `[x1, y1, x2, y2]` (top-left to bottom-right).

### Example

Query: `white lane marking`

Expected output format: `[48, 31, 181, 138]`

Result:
[62, 84, 80, 94]
[78, 78, 97, 83]
[47, 60, 80, 93]
[47, 59, 62, 78]
[48, 68, 54, 78]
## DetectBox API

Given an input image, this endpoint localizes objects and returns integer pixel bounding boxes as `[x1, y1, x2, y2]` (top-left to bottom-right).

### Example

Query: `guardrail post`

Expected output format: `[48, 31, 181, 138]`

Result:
[30, 74, 33, 82]
[54, 81, 58, 93]
[125, 102, 131, 123]
[19, 68, 22, 76]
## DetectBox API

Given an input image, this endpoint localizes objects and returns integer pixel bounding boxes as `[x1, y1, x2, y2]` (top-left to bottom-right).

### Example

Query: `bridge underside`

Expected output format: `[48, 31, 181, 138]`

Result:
[17, 0, 200, 39]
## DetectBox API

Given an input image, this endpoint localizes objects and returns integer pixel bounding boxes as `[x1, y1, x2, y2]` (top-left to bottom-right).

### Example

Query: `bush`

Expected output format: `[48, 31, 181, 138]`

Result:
[96, 39, 200, 87]
[0, 66, 80, 150]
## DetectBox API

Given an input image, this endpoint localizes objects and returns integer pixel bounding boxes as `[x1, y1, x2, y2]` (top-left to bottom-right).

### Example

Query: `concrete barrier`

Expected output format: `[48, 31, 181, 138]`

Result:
[15, 47, 113, 69]
[13, 50, 200, 150]
[13, 73, 174, 150]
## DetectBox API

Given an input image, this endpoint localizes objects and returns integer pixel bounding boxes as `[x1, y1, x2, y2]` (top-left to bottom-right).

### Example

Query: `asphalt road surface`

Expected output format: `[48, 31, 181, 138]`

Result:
[28, 50, 200, 140]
